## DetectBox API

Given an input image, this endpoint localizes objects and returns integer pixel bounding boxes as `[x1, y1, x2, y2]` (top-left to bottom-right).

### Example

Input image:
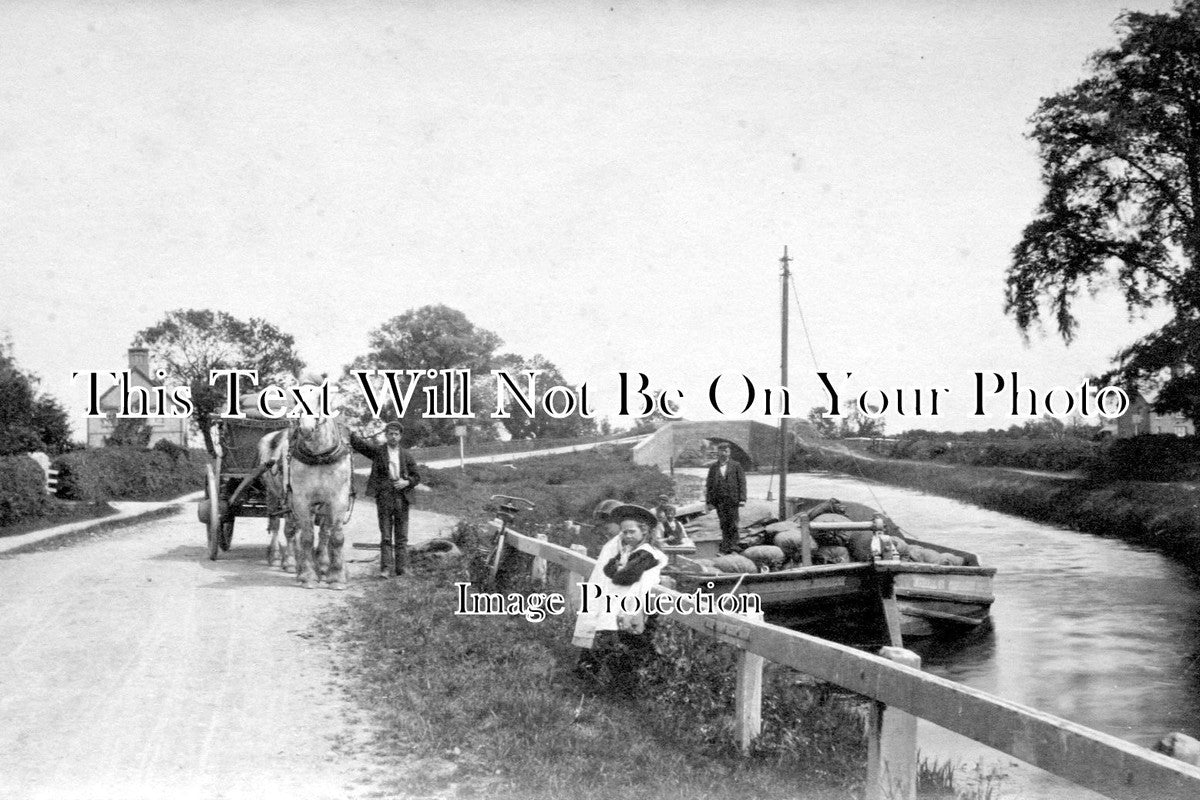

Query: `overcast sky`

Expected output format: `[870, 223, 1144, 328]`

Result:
[1, 0, 1177, 437]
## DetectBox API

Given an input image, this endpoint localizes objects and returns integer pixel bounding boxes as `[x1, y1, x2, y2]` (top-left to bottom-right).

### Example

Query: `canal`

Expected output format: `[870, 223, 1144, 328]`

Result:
[681, 467, 1200, 798]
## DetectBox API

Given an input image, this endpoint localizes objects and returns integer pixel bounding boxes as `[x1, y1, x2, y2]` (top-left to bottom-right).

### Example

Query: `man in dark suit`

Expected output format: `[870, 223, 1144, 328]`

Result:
[350, 421, 421, 577]
[705, 442, 747, 554]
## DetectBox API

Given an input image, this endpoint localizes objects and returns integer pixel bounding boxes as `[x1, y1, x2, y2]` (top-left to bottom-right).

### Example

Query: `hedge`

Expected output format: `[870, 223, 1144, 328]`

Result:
[859, 436, 1100, 472]
[54, 447, 206, 502]
[0, 455, 50, 527]
[1092, 434, 1200, 482]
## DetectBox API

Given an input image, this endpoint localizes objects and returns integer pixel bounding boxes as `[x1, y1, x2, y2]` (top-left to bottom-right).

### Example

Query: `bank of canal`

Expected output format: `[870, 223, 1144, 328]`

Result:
[678, 467, 1200, 799]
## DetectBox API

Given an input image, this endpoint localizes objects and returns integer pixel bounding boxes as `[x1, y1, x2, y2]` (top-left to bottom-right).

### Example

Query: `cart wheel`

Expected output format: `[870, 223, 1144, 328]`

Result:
[205, 465, 221, 561]
[219, 516, 235, 552]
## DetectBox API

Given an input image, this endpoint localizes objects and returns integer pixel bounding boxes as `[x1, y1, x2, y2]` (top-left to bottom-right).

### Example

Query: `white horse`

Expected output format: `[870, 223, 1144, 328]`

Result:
[288, 407, 353, 589]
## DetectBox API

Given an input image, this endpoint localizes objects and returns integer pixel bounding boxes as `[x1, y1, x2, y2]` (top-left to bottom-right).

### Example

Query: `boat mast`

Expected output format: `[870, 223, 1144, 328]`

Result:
[778, 245, 791, 519]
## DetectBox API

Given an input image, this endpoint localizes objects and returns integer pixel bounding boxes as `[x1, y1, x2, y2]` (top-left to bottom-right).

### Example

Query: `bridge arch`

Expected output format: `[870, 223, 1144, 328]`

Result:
[631, 419, 817, 471]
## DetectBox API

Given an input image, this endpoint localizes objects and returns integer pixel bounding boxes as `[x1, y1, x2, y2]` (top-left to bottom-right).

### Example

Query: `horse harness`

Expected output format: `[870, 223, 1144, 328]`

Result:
[281, 419, 357, 525]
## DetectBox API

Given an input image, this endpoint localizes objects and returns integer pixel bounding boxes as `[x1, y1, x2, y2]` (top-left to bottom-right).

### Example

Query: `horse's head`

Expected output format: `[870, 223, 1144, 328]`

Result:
[292, 382, 345, 457]
[294, 382, 324, 432]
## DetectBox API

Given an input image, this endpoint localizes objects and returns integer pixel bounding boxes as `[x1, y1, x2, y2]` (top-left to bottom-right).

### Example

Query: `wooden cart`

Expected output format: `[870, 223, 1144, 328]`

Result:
[196, 417, 291, 560]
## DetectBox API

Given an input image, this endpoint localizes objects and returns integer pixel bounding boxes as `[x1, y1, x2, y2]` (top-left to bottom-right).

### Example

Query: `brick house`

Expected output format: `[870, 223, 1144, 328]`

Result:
[1102, 389, 1195, 438]
[85, 347, 189, 448]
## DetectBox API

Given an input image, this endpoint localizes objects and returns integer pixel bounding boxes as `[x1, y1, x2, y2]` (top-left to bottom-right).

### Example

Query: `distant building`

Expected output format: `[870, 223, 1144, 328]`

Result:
[85, 347, 189, 448]
[1102, 389, 1194, 438]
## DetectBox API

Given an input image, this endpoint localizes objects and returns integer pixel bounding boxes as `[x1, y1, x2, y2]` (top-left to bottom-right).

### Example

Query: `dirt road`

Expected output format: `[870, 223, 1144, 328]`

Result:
[0, 500, 458, 800]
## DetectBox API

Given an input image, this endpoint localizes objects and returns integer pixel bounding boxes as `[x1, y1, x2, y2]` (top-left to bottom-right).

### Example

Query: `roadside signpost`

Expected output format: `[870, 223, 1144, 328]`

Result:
[454, 424, 467, 471]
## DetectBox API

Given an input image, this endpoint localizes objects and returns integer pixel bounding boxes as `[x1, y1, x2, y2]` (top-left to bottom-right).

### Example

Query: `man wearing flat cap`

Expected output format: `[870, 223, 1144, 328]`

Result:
[705, 441, 746, 554]
[350, 421, 421, 577]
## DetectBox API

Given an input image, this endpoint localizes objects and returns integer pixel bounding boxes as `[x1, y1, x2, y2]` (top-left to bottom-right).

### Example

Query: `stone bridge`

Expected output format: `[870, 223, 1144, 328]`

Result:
[631, 419, 817, 471]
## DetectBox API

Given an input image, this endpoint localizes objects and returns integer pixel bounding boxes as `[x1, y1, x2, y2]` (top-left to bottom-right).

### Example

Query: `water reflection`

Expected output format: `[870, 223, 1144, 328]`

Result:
[908, 621, 997, 683]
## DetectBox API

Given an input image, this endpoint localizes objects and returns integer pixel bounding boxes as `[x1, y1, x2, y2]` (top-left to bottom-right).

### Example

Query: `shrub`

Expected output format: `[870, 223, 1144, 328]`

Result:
[152, 437, 190, 461]
[948, 438, 1099, 471]
[104, 418, 151, 448]
[0, 455, 50, 527]
[54, 447, 205, 501]
[641, 624, 867, 781]
[858, 436, 1100, 472]
[1094, 434, 1200, 481]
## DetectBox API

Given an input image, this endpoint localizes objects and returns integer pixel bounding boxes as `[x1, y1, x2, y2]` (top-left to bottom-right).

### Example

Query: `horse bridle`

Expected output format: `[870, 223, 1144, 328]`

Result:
[291, 417, 350, 466]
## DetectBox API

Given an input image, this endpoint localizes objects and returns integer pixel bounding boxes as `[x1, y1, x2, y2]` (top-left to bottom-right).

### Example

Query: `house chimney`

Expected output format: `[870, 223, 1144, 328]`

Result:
[128, 347, 150, 377]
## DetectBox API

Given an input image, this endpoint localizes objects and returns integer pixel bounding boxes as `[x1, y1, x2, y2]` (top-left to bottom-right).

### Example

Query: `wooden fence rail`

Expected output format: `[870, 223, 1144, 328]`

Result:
[499, 527, 1200, 800]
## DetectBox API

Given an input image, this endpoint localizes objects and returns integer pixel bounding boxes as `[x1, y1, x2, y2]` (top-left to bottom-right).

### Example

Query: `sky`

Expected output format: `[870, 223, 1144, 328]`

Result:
[0, 0, 1178, 438]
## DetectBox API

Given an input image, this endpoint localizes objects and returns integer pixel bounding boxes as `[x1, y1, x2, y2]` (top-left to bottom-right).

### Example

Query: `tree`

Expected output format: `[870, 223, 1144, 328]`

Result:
[490, 353, 597, 440]
[807, 402, 885, 438]
[1020, 415, 1067, 440]
[134, 310, 305, 454]
[839, 402, 886, 439]
[0, 340, 72, 455]
[806, 406, 840, 439]
[30, 395, 72, 453]
[344, 305, 503, 446]
[105, 418, 151, 448]
[1006, 2, 1200, 424]
[629, 390, 681, 435]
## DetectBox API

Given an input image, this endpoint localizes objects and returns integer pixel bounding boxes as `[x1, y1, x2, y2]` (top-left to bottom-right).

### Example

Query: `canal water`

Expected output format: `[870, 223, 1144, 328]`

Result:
[679, 468, 1200, 798]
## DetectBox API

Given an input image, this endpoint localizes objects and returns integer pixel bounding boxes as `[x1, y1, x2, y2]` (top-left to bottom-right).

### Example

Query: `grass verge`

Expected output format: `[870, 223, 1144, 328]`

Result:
[0, 503, 183, 557]
[414, 446, 674, 544]
[321, 559, 866, 800]
[324, 448, 880, 799]
[0, 500, 115, 540]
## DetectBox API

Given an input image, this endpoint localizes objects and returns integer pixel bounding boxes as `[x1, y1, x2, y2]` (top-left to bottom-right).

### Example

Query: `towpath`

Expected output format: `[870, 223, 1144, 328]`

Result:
[0, 498, 457, 800]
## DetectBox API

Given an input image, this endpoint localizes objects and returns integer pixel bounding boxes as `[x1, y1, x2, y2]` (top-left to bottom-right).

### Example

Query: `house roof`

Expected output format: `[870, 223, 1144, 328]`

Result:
[96, 366, 163, 411]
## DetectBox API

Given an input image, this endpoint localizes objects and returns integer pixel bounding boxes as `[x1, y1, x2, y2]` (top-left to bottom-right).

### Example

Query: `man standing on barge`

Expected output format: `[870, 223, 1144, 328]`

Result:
[705, 441, 746, 554]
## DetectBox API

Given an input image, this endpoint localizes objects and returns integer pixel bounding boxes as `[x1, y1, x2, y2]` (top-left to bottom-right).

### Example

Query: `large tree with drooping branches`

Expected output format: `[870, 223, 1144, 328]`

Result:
[1006, 1, 1200, 423]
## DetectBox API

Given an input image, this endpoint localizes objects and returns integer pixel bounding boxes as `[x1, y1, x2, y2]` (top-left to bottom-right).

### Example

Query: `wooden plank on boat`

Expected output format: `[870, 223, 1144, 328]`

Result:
[876, 561, 996, 578]
[809, 519, 881, 531]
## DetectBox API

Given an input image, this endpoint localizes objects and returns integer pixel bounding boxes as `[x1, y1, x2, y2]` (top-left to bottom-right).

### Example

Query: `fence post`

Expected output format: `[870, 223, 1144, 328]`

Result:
[565, 544, 589, 613]
[487, 520, 507, 587]
[531, 533, 548, 585]
[865, 647, 920, 800]
[734, 609, 765, 754]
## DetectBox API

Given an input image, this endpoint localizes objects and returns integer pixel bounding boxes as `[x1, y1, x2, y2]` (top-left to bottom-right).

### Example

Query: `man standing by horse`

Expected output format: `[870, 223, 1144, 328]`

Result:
[350, 421, 421, 577]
